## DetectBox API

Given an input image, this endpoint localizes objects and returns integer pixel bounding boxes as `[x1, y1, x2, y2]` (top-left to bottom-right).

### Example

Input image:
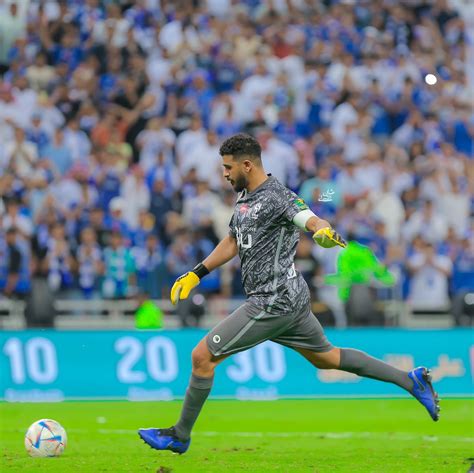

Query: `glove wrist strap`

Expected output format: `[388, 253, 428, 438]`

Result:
[193, 263, 210, 279]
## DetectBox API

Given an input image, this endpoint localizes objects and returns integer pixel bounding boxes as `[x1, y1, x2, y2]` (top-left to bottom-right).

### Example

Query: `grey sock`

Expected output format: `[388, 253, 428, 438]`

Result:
[174, 374, 214, 441]
[339, 348, 413, 392]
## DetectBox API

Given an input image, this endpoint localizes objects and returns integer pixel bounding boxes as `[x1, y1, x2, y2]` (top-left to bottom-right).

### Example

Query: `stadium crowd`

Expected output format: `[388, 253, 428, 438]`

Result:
[0, 0, 472, 321]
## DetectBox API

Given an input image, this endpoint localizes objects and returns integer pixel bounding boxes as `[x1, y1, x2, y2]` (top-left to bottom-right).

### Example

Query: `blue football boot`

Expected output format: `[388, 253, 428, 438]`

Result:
[138, 427, 190, 454]
[408, 367, 440, 421]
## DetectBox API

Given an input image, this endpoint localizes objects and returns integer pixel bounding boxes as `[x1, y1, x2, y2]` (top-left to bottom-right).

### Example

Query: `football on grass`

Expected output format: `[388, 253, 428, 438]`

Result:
[25, 419, 67, 457]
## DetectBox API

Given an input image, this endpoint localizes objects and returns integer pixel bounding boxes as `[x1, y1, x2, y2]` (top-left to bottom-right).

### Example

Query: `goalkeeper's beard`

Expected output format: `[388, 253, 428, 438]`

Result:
[232, 174, 248, 192]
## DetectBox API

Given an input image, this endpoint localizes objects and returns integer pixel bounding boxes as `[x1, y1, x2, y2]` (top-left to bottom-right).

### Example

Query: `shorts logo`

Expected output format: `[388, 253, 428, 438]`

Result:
[213, 335, 221, 344]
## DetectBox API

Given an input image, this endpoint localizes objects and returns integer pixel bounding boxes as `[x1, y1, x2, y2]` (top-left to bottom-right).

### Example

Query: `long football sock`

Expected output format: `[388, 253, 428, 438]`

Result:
[174, 374, 214, 441]
[339, 348, 413, 391]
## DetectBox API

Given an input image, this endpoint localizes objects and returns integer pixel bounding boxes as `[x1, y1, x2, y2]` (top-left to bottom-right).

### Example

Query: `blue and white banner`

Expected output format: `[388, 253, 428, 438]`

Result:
[0, 329, 472, 401]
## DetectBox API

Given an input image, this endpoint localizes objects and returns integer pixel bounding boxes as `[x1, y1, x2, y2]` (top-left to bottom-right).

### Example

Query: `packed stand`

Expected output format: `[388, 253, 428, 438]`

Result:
[0, 0, 472, 324]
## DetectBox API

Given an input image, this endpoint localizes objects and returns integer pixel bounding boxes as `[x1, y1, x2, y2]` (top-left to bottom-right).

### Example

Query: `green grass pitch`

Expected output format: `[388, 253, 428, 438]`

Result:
[1, 399, 472, 472]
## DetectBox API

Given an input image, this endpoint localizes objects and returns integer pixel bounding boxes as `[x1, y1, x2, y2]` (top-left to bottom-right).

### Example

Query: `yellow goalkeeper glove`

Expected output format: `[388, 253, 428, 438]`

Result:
[170, 272, 200, 305]
[170, 263, 209, 305]
[313, 227, 347, 249]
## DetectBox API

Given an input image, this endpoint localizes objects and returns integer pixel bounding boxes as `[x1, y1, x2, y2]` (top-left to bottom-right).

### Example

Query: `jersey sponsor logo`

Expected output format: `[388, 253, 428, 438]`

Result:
[239, 204, 250, 214]
[294, 198, 308, 210]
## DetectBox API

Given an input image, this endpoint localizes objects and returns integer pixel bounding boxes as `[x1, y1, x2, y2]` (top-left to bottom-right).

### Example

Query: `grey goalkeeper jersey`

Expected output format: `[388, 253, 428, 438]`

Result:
[229, 176, 310, 315]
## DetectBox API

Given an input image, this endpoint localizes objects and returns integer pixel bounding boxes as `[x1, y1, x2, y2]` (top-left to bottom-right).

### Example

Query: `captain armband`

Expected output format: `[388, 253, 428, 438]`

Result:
[292, 209, 316, 231]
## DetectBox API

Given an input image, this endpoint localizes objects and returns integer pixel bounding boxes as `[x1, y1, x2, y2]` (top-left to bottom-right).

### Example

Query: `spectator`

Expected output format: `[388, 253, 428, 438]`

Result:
[104, 197, 130, 241]
[182, 180, 220, 242]
[211, 93, 242, 138]
[240, 61, 275, 122]
[330, 92, 360, 144]
[46, 222, 74, 293]
[336, 161, 369, 208]
[0, 2, 27, 73]
[4, 126, 38, 178]
[76, 227, 102, 299]
[102, 231, 135, 299]
[407, 239, 452, 311]
[211, 189, 235, 241]
[1, 227, 23, 297]
[136, 117, 176, 172]
[181, 130, 222, 189]
[183, 71, 215, 127]
[149, 178, 174, 238]
[404, 199, 447, 244]
[34, 92, 66, 136]
[369, 177, 406, 242]
[92, 3, 130, 49]
[91, 110, 123, 148]
[88, 207, 108, 248]
[131, 209, 154, 248]
[392, 110, 425, 150]
[439, 175, 470, 237]
[166, 230, 196, 283]
[451, 230, 474, 298]
[146, 150, 182, 197]
[133, 233, 167, 299]
[2, 198, 33, 240]
[354, 143, 385, 192]
[63, 116, 91, 165]
[312, 127, 343, 166]
[25, 112, 50, 154]
[120, 165, 150, 230]
[175, 115, 207, 165]
[26, 51, 57, 92]
[113, 75, 154, 159]
[258, 128, 299, 188]
[40, 128, 73, 176]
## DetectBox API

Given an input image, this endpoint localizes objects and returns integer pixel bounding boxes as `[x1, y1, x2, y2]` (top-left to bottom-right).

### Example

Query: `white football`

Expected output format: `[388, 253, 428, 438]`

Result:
[24, 419, 67, 457]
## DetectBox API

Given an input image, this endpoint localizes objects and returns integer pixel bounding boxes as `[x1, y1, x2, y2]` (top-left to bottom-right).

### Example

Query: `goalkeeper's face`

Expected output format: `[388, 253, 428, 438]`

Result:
[222, 155, 248, 192]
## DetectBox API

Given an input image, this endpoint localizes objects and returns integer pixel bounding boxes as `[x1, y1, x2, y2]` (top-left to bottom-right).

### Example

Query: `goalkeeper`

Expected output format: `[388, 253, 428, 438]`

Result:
[139, 134, 439, 454]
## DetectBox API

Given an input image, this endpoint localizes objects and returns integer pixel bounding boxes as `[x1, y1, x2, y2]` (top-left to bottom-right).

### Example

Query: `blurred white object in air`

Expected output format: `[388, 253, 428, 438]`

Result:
[424, 74, 438, 85]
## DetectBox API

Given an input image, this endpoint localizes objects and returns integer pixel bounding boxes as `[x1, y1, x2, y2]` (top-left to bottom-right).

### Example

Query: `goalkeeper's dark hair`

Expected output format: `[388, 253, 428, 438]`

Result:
[219, 133, 262, 163]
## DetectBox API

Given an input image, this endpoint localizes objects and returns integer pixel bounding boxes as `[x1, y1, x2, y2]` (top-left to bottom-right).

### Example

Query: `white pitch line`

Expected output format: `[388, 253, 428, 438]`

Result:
[98, 429, 471, 443]
[5, 428, 473, 443]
